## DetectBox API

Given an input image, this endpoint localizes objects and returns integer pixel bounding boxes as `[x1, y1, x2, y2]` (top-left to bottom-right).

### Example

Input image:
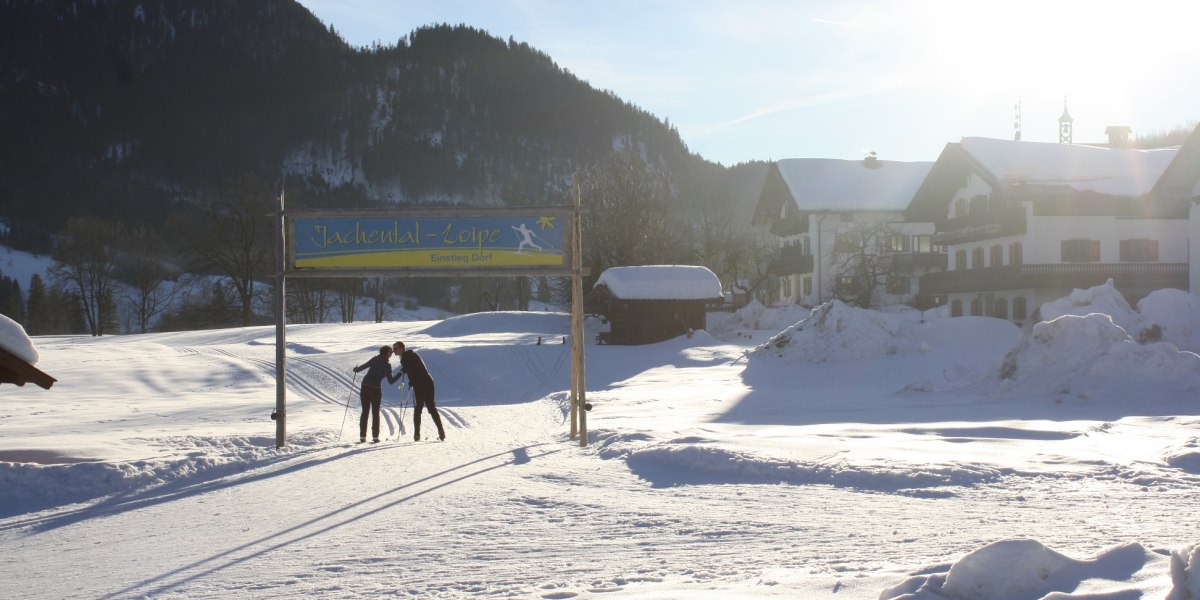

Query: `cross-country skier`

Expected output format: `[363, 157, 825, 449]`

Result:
[352, 345, 401, 443]
[392, 341, 445, 441]
[511, 223, 541, 253]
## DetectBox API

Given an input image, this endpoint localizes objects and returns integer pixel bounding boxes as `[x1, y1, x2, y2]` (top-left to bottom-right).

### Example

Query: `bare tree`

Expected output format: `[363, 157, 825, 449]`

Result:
[171, 173, 274, 326]
[579, 152, 683, 273]
[50, 216, 124, 336]
[120, 226, 179, 333]
[827, 216, 906, 308]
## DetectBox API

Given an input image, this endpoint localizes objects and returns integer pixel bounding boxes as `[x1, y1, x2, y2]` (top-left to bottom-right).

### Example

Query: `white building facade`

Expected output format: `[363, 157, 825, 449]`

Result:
[911, 137, 1190, 324]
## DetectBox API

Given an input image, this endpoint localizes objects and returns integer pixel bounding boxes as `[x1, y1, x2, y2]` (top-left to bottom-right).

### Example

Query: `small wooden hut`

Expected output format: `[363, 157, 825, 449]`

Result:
[592, 265, 723, 345]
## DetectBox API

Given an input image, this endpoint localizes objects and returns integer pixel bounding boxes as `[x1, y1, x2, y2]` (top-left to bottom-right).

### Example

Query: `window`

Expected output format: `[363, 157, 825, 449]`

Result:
[969, 195, 988, 215]
[1061, 239, 1100, 262]
[970, 297, 983, 316]
[840, 213, 854, 222]
[1009, 242, 1023, 266]
[803, 277, 812, 297]
[1013, 297, 1027, 321]
[953, 198, 967, 219]
[955, 249, 967, 270]
[886, 276, 910, 295]
[837, 276, 857, 293]
[889, 234, 911, 253]
[914, 235, 933, 253]
[1119, 239, 1158, 262]
[951, 299, 963, 317]
[990, 245, 1003, 268]
[833, 234, 858, 253]
[971, 247, 984, 269]
[992, 297, 1009, 319]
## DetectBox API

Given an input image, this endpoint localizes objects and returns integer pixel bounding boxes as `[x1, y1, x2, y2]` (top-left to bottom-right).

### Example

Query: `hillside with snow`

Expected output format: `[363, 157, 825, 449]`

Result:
[1, 281, 1199, 598]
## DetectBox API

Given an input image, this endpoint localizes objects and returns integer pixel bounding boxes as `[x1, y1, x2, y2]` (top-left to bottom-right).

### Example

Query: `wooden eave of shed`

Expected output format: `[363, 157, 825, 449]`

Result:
[0, 346, 55, 390]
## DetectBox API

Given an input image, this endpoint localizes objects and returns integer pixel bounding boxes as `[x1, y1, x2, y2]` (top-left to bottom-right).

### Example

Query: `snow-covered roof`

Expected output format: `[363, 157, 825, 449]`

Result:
[960, 137, 1178, 196]
[775, 158, 933, 211]
[0, 313, 37, 365]
[593, 265, 722, 301]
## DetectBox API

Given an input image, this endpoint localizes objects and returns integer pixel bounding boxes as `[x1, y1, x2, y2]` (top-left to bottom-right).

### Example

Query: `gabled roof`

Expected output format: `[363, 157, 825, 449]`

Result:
[959, 137, 1176, 196]
[1151, 124, 1200, 201]
[906, 137, 1180, 221]
[593, 265, 722, 301]
[773, 158, 933, 212]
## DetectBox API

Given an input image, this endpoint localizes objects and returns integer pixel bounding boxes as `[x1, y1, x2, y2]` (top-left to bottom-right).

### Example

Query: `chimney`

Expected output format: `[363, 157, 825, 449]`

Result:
[863, 151, 880, 168]
[1104, 126, 1132, 148]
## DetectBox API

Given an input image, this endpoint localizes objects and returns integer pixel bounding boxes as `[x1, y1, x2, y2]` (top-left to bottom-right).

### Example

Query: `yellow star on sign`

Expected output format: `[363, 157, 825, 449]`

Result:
[536, 216, 557, 230]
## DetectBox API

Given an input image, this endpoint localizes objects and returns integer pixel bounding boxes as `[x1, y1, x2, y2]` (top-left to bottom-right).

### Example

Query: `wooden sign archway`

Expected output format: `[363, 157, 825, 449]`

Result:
[271, 193, 588, 449]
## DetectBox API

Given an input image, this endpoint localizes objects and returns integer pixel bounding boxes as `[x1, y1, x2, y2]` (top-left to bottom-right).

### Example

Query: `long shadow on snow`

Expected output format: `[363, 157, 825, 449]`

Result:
[1, 444, 390, 533]
[721, 350, 1195, 426]
[100, 442, 564, 600]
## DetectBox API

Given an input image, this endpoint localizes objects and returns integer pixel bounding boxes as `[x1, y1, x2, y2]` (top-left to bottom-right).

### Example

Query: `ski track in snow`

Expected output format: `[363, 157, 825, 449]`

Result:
[2, 304, 1200, 598]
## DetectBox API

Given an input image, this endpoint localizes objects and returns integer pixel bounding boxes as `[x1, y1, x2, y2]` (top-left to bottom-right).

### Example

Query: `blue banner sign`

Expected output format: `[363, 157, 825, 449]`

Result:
[291, 213, 567, 269]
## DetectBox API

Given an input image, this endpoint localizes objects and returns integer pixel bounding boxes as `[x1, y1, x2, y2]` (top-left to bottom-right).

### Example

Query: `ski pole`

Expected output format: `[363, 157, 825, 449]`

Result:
[337, 370, 360, 443]
[398, 378, 409, 440]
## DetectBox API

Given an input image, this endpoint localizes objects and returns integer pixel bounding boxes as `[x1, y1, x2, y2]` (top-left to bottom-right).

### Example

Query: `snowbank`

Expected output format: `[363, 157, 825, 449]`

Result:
[421, 310, 570, 337]
[1039, 279, 1200, 352]
[1139, 288, 1200, 353]
[754, 300, 922, 362]
[710, 299, 813, 334]
[0, 312, 37, 364]
[880, 539, 1193, 599]
[993, 313, 1200, 392]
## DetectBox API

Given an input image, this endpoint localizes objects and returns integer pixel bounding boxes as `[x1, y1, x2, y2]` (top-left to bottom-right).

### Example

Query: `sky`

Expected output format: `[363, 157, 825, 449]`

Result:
[2, 253, 1200, 596]
[296, 0, 1200, 166]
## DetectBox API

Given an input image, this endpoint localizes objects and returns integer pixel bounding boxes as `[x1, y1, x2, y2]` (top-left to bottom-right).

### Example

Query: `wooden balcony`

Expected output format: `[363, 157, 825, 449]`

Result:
[920, 263, 1188, 296]
[890, 252, 948, 274]
[769, 215, 808, 237]
[933, 208, 1026, 245]
[768, 246, 814, 276]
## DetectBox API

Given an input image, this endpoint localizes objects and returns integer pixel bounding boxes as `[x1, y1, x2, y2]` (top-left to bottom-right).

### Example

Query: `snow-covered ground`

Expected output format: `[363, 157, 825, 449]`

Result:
[1, 282, 1199, 599]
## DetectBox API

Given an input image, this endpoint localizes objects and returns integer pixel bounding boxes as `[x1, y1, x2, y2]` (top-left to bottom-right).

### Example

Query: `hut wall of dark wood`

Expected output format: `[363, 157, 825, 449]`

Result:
[594, 287, 710, 345]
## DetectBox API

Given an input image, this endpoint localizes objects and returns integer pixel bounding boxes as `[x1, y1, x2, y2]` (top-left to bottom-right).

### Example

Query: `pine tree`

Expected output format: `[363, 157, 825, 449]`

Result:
[25, 274, 46, 335]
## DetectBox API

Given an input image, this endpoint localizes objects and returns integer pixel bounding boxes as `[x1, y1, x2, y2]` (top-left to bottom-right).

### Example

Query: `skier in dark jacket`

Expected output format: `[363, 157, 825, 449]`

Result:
[352, 345, 401, 443]
[392, 341, 445, 441]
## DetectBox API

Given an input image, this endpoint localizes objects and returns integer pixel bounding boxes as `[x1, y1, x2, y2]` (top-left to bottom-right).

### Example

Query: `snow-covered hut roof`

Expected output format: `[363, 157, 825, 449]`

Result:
[775, 158, 933, 211]
[960, 137, 1177, 196]
[593, 265, 722, 301]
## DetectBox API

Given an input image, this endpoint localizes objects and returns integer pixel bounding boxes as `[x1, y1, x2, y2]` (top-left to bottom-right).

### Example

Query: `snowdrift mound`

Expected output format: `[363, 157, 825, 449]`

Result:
[754, 300, 921, 362]
[993, 313, 1200, 391]
[421, 311, 569, 337]
[1138, 288, 1200, 352]
[1040, 278, 1143, 333]
[880, 539, 1160, 600]
[709, 299, 812, 334]
[1040, 279, 1200, 351]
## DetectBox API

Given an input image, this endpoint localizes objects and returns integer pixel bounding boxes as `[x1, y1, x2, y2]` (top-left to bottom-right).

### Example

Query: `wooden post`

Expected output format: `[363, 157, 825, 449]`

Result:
[274, 188, 287, 449]
[571, 181, 588, 446]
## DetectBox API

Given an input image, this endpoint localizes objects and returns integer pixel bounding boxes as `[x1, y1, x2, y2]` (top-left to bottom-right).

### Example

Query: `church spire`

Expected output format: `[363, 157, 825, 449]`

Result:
[1058, 98, 1073, 144]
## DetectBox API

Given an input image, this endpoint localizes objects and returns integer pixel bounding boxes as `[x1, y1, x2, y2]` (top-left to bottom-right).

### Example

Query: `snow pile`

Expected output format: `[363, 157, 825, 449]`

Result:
[993, 313, 1200, 392]
[709, 298, 812, 334]
[1171, 543, 1200, 599]
[0, 312, 38, 364]
[1138, 288, 1200, 352]
[1039, 279, 1144, 334]
[754, 300, 921, 362]
[421, 310, 569, 337]
[880, 539, 1160, 599]
[1039, 279, 1200, 351]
